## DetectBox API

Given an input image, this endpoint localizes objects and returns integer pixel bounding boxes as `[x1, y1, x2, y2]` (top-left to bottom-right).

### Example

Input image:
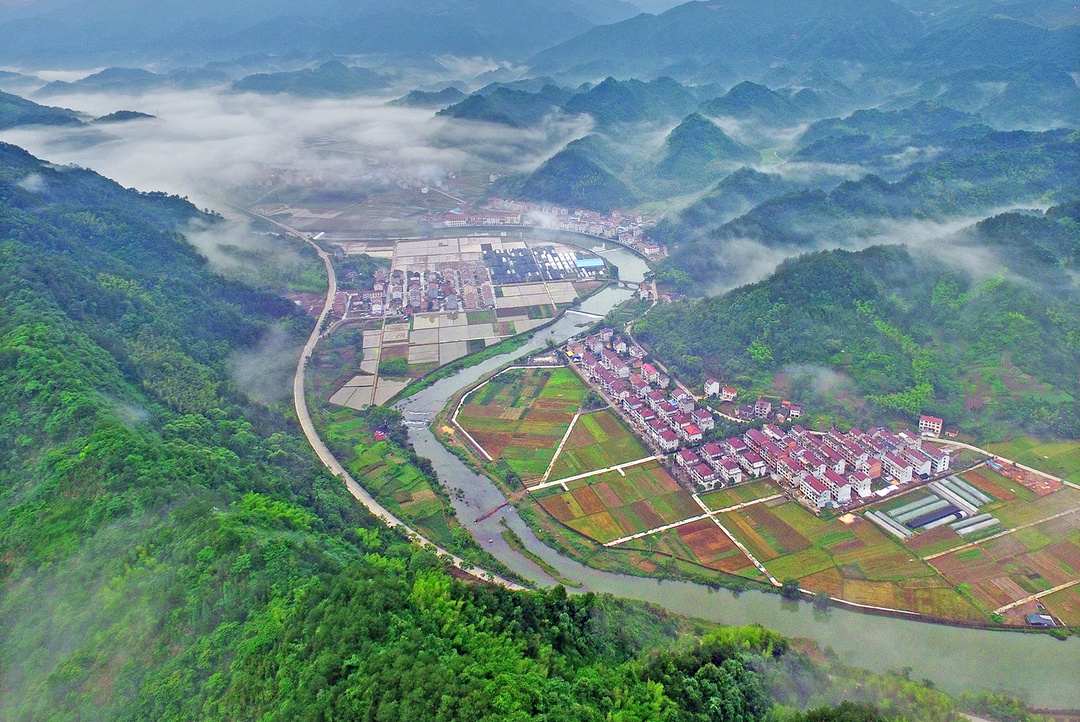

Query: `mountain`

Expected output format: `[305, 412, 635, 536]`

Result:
[0, 138, 977, 721]
[699, 81, 804, 126]
[438, 85, 574, 128]
[441, 76, 701, 129]
[792, 101, 989, 171]
[562, 76, 698, 126]
[896, 15, 1080, 73]
[638, 203, 1080, 440]
[650, 167, 799, 247]
[654, 113, 760, 184]
[0, 70, 42, 93]
[0, 89, 83, 130]
[662, 128, 1080, 284]
[498, 135, 638, 212]
[528, 0, 925, 81]
[388, 87, 467, 108]
[93, 110, 156, 124]
[0, 0, 641, 65]
[231, 60, 390, 97]
[798, 101, 985, 149]
[35, 66, 231, 96]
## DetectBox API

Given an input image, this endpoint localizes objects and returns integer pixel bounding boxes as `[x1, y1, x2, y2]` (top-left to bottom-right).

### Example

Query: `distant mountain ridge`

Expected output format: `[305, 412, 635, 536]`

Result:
[231, 61, 390, 97]
[0, 90, 83, 130]
[0, 0, 643, 65]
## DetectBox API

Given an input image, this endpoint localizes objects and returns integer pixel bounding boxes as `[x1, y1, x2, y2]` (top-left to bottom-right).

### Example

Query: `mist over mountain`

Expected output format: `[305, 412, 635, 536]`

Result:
[0, 0, 642, 65]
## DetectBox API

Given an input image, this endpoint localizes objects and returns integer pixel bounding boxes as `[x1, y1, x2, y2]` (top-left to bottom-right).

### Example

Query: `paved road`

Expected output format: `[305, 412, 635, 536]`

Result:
[246, 209, 526, 591]
[604, 493, 784, 547]
[528, 455, 664, 492]
[935, 438, 1080, 491]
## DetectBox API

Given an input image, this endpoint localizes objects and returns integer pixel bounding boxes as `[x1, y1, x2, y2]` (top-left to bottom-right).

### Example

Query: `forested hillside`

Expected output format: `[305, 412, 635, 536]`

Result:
[0, 141, 982, 720]
[663, 128, 1080, 284]
[638, 203, 1080, 440]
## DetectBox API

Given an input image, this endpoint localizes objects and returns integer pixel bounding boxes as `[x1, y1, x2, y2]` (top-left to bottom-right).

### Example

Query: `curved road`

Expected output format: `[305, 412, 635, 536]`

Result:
[248, 210, 526, 591]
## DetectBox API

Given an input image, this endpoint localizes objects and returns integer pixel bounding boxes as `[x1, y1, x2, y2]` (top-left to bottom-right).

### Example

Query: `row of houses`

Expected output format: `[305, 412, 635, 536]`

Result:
[567, 336, 953, 511]
[743, 424, 951, 508]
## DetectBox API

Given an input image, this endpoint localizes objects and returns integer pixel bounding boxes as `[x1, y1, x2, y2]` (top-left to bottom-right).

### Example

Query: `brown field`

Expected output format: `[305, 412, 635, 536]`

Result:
[962, 468, 1016, 501]
[630, 499, 666, 531]
[1042, 585, 1080, 626]
[469, 430, 513, 459]
[571, 486, 607, 516]
[594, 482, 622, 508]
[647, 522, 758, 575]
[539, 493, 579, 523]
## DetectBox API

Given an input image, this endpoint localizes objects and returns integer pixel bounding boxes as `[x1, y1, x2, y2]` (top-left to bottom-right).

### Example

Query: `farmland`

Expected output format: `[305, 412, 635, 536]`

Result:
[546, 410, 650, 481]
[456, 367, 585, 480]
[711, 495, 985, 620]
[916, 468, 1080, 623]
[535, 461, 699, 544]
[988, 438, 1080, 483]
[454, 363, 1080, 628]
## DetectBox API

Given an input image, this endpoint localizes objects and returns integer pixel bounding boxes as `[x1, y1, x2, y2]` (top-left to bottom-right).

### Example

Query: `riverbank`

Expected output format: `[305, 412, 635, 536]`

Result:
[437, 361, 1080, 637]
[392, 279, 1080, 708]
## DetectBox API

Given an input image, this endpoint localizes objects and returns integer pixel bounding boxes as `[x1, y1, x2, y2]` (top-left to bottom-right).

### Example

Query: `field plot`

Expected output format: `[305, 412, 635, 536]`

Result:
[536, 461, 698, 544]
[718, 501, 982, 619]
[642, 522, 762, 579]
[348, 440, 455, 542]
[1042, 585, 1080, 626]
[699, 480, 780, 510]
[989, 438, 1080, 483]
[547, 410, 650, 481]
[927, 486, 1080, 615]
[457, 367, 584, 480]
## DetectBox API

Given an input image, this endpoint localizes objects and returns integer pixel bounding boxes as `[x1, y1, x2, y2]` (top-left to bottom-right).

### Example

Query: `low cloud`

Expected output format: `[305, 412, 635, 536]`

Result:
[0, 84, 587, 211]
[228, 324, 300, 405]
[701, 207, 1046, 296]
[780, 364, 851, 396]
[16, 172, 45, 192]
[702, 237, 795, 295]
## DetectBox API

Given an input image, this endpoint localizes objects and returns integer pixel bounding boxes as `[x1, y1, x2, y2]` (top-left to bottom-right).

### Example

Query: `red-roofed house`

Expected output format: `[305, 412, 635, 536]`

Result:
[658, 430, 680, 452]
[919, 415, 943, 437]
[681, 424, 703, 444]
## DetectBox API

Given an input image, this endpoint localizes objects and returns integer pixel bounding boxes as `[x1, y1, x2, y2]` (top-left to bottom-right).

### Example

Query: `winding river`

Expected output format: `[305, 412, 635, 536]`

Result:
[395, 246, 1080, 708]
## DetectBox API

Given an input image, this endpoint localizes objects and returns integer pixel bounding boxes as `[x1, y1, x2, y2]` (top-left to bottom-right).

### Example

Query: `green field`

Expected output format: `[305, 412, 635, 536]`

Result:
[712, 499, 984, 621]
[320, 411, 466, 553]
[699, 480, 781, 511]
[457, 367, 585, 480]
[546, 410, 650, 481]
[988, 437, 1080, 483]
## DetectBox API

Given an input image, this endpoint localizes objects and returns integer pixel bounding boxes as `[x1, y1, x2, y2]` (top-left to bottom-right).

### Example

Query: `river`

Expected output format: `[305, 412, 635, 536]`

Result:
[395, 247, 1080, 708]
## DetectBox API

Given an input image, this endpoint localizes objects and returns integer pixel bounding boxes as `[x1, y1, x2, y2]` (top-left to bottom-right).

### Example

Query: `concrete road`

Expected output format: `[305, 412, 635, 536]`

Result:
[246, 209, 526, 591]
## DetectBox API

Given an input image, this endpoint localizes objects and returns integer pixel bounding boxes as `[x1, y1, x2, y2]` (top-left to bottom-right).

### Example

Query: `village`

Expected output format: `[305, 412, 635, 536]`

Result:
[326, 237, 611, 322]
[564, 329, 957, 516]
